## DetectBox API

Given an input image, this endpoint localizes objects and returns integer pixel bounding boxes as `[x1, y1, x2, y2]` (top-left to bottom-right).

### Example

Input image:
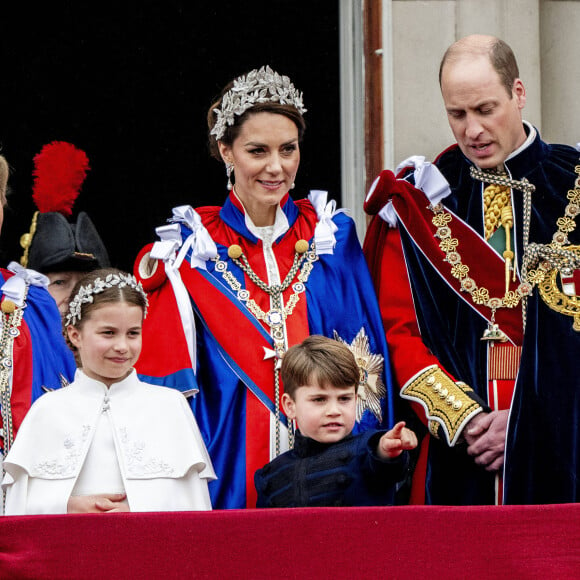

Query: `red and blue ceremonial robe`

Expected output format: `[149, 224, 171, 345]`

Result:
[0, 264, 76, 458]
[135, 191, 395, 509]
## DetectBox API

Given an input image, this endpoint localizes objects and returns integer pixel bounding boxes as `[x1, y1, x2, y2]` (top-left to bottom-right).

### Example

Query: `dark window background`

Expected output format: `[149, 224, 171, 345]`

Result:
[0, 2, 340, 271]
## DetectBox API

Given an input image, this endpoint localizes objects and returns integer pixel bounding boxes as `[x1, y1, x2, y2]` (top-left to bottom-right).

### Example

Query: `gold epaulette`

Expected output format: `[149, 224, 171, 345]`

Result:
[401, 365, 483, 446]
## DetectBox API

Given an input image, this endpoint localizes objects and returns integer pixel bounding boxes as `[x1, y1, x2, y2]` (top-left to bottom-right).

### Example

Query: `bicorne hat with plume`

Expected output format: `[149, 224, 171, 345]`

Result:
[20, 141, 110, 273]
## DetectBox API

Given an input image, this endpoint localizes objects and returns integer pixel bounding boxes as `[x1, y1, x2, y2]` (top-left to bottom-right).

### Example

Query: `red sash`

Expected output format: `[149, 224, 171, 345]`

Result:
[390, 181, 524, 346]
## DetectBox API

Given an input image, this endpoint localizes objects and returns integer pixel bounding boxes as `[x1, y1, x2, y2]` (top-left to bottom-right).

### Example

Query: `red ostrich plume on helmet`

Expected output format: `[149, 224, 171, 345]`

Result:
[32, 141, 90, 216]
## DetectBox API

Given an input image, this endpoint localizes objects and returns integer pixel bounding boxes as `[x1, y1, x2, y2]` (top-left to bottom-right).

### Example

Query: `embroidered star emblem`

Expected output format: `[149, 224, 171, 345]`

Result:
[333, 327, 385, 423]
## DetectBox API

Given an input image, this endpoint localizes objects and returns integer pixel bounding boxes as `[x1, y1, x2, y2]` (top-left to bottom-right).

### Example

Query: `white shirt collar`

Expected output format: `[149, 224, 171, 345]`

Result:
[233, 191, 290, 242]
[505, 120, 537, 162]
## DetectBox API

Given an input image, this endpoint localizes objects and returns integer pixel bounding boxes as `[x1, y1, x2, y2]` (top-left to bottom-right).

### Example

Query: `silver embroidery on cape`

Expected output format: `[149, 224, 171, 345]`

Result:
[33, 425, 91, 477]
[118, 427, 175, 476]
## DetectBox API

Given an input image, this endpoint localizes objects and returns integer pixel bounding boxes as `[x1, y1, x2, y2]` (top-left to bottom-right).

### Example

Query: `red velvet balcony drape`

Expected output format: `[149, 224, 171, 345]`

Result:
[1, 505, 579, 579]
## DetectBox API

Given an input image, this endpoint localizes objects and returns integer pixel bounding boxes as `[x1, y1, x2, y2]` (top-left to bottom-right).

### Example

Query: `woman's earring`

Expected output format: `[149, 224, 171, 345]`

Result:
[290, 182, 295, 190]
[226, 162, 234, 191]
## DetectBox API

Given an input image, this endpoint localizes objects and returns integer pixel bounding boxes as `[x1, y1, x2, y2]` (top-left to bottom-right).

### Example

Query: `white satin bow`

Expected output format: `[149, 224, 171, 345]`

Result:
[395, 155, 451, 204]
[375, 156, 452, 227]
[169, 205, 218, 270]
[2, 262, 50, 307]
[149, 205, 219, 378]
[308, 190, 347, 255]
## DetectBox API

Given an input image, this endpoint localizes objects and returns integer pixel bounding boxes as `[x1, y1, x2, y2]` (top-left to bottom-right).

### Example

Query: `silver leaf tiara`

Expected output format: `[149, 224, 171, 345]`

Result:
[65, 273, 149, 327]
[210, 65, 307, 141]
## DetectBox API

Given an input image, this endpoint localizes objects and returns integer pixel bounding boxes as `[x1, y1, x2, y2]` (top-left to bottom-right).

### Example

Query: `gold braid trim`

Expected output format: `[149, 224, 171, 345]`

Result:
[401, 365, 483, 446]
[19, 211, 39, 268]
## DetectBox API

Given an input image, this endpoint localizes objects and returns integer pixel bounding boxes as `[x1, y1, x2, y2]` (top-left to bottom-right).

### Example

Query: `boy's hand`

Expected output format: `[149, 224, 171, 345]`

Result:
[378, 421, 418, 459]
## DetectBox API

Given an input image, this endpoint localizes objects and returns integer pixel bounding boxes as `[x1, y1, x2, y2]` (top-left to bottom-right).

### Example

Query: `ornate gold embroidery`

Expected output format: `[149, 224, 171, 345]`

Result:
[401, 366, 482, 446]
[428, 420, 441, 438]
[536, 249, 580, 331]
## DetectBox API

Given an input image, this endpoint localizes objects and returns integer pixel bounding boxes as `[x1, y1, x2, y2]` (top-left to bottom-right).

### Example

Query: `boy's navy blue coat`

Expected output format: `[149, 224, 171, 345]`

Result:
[254, 429, 409, 507]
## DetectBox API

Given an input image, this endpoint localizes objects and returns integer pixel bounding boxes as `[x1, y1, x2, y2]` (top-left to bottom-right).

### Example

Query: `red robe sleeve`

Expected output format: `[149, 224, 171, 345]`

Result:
[363, 172, 484, 448]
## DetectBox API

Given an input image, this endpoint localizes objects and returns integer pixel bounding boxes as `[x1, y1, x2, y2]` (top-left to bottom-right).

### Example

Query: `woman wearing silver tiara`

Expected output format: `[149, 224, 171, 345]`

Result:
[2, 268, 215, 514]
[135, 66, 397, 509]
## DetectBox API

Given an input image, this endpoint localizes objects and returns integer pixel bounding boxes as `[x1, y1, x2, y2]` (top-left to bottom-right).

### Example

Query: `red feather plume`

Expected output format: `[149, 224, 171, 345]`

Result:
[32, 141, 90, 217]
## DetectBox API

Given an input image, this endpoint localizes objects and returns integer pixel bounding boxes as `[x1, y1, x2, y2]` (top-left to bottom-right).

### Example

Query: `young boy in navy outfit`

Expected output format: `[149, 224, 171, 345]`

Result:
[254, 335, 417, 507]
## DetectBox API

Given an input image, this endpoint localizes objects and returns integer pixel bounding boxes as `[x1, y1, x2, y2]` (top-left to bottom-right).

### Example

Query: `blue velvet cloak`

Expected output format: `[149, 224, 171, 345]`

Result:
[401, 131, 580, 504]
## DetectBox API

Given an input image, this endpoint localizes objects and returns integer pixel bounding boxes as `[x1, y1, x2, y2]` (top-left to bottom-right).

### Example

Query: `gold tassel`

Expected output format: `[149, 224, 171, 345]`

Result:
[501, 204, 514, 292]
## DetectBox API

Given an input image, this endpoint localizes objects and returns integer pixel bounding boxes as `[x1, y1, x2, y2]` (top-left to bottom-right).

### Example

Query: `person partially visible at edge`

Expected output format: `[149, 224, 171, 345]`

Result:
[0, 154, 76, 488]
[134, 65, 398, 509]
[363, 34, 580, 504]
[2, 268, 215, 514]
[19, 141, 111, 317]
[254, 335, 417, 507]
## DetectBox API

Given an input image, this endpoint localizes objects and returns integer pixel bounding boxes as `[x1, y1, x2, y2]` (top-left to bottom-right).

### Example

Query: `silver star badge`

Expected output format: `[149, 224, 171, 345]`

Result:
[334, 327, 385, 423]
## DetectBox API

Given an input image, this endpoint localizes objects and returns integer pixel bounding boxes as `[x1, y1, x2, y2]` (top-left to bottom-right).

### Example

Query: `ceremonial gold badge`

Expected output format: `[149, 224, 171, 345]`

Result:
[535, 245, 580, 331]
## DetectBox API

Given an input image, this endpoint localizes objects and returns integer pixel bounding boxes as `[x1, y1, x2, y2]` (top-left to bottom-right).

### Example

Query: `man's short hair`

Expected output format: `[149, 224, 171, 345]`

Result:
[281, 335, 360, 399]
[439, 36, 520, 97]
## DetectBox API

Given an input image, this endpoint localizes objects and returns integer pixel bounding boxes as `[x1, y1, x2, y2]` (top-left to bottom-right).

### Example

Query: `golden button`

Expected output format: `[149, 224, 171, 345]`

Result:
[1, 300, 16, 314]
[295, 239, 309, 254]
[227, 244, 243, 259]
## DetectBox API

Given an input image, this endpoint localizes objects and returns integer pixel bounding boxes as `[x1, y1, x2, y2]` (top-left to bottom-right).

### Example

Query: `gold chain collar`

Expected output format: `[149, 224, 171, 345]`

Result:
[522, 165, 580, 277]
[212, 239, 318, 454]
[430, 162, 580, 336]
[214, 240, 317, 341]
[430, 204, 533, 310]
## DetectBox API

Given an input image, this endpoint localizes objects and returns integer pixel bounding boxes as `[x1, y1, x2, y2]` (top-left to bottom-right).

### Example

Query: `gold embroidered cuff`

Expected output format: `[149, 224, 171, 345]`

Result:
[401, 365, 483, 446]
[428, 420, 440, 438]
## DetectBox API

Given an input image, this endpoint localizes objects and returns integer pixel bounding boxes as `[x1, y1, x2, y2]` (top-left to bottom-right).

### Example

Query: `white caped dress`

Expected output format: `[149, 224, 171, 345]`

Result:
[2, 369, 216, 514]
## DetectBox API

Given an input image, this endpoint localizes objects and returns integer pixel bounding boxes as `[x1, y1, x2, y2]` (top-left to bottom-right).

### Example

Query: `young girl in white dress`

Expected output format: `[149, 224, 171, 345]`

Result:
[2, 268, 215, 514]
